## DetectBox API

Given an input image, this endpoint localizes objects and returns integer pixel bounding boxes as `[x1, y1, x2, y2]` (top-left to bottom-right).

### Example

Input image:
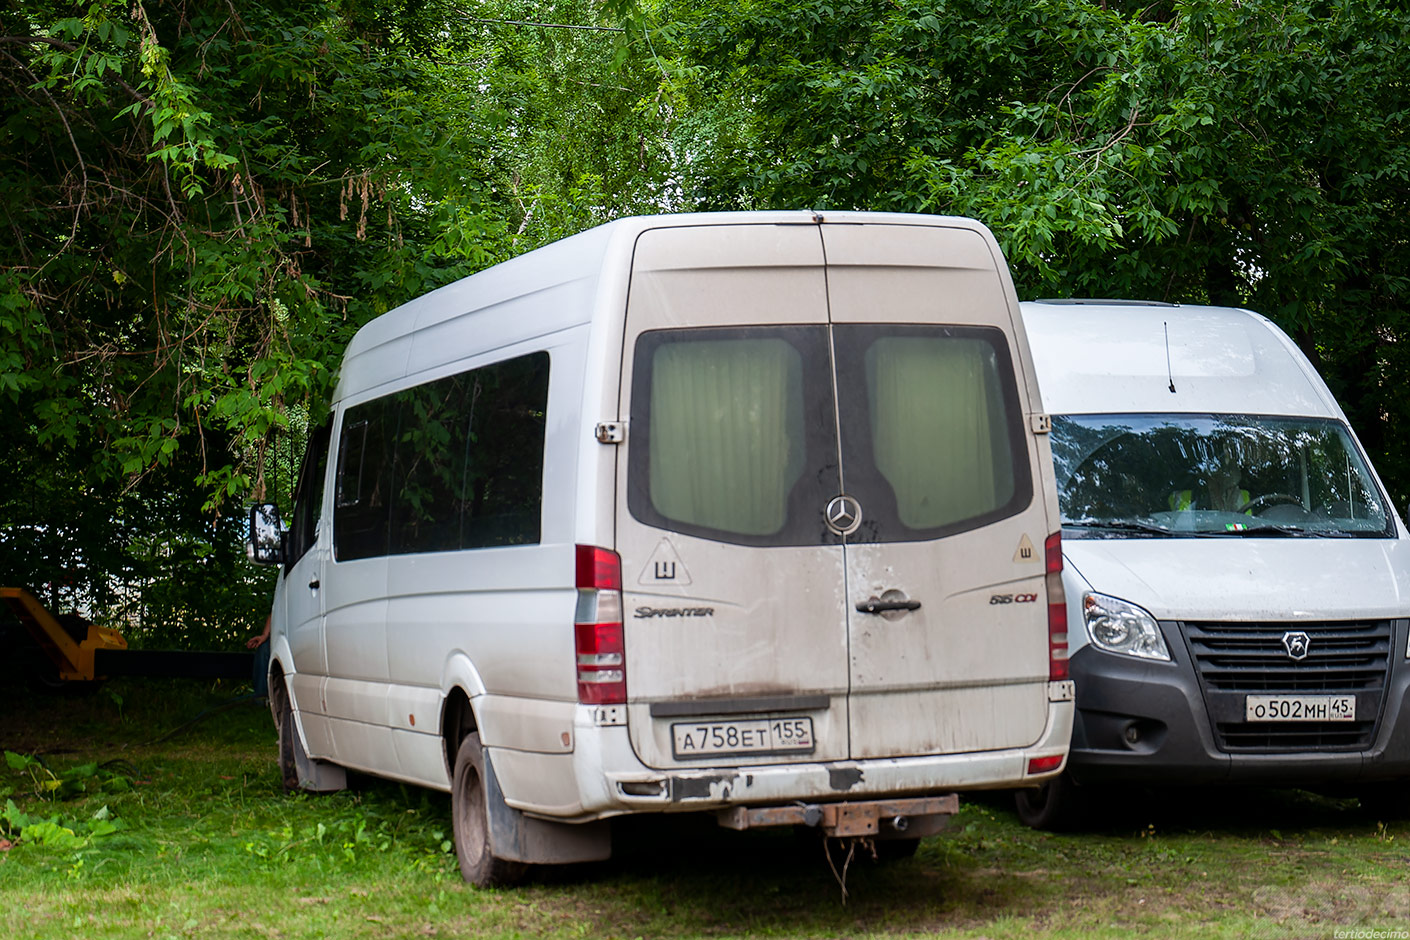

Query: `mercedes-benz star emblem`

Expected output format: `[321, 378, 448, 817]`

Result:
[1282, 631, 1311, 661]
[824, 495, 862, 536]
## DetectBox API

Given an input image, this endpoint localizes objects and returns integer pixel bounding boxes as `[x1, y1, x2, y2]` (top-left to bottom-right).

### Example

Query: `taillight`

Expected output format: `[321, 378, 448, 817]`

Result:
[575, 545, 625, 704]
[1045, 532, 1068, 681]
[1027, 754, 1064, 775]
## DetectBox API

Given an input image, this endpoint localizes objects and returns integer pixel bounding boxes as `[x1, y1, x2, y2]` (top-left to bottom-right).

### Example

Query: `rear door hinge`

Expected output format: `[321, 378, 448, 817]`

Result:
[595, 421, 626, 444]
[1030, 413, 1052, 434]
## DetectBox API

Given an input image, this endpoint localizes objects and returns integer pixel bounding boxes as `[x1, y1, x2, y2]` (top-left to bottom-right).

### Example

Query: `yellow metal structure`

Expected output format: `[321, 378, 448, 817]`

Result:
[1, 587, 127, 681]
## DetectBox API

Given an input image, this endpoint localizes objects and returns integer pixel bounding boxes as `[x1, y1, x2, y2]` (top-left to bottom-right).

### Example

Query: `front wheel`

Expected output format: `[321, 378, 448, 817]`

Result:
[275, 688, 303, 792]
[451, 733, 528, 887]
[1014, 772, 1088, 831]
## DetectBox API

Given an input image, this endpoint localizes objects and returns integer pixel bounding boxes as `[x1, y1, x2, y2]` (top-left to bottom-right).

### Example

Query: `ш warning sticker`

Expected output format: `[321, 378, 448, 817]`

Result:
[638, 538, 692, 586]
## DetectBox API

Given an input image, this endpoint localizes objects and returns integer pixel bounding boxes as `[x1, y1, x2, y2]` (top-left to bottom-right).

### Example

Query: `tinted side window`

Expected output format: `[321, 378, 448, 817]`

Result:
[457, 352, 549, 549]
[334, 397, 397, 561]
[389, 373, 476, 555]
[284, 418, 332, 571]
[333, 351, 550, 562]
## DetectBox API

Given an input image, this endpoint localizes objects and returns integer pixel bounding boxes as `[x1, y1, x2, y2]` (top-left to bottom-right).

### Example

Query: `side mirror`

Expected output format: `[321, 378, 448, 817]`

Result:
[247, 503, 285, 566]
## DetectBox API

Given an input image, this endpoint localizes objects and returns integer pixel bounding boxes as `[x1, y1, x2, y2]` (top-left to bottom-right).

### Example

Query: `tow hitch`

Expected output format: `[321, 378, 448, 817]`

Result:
[716, 794, 958, 838]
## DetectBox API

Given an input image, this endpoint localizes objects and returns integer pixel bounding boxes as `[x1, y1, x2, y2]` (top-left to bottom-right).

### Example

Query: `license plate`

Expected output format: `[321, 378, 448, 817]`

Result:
[671, 717, 815, 759]
[1245, 694, 1356, 722]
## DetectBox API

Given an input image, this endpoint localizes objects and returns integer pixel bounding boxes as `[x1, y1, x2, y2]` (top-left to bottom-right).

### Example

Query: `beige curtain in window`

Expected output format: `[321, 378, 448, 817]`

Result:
[867, 337, 1012, 529]
[649, 339, 804, 536]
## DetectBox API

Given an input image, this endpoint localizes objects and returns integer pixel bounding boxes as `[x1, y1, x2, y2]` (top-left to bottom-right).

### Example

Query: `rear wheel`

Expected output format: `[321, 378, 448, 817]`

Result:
[1015, 772, 1088, 831]
[451, 733, 527, 887]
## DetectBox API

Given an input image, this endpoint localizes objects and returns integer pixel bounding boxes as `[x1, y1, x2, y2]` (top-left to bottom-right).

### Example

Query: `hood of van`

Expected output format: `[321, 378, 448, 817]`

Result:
[1062, 537, 1410, 622]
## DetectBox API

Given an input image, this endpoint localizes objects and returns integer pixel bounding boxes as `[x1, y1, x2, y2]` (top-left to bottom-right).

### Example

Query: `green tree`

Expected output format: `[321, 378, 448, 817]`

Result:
[659, 0, 1410, 496]
[0, 0, 513, 639]
[0, 0, 671, 640]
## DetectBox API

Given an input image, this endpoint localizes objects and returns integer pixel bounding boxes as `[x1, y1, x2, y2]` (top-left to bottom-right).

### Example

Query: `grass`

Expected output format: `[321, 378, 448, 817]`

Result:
[3, 679, 1410, 939]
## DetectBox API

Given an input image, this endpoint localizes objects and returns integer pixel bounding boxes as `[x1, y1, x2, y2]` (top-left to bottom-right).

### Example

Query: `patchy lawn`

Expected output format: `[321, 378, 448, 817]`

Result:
[3, 678, 1409, 939]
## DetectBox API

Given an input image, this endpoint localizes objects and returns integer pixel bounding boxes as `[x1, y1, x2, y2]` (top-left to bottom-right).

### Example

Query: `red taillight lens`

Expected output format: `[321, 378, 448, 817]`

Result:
[575, 621, 625, 704]
[1027, 754, 1064, 775]
[575, 545, 625, 704]
[1045, 532, 1068, 681]
[576, 544, 622, 592]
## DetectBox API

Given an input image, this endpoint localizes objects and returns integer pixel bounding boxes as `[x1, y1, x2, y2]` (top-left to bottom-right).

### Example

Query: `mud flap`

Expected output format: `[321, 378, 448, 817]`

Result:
[293, 734, 348, 793]
[482, 748, 612, 864]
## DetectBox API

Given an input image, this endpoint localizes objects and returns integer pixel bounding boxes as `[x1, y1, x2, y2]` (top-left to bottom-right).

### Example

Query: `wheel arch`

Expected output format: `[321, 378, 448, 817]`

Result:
[441, 686, 479, 780]
[440, 651, 487, 776]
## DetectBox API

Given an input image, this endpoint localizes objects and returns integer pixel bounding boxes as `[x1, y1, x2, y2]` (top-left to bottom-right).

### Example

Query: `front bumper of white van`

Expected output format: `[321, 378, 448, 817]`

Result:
[1066, 618, 1410, 786]
[544, 694, 1074, 820]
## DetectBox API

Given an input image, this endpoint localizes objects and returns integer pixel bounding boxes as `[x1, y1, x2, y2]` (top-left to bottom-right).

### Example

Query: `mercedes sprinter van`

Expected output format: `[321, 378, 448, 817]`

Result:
[248, 212, 1073, 883]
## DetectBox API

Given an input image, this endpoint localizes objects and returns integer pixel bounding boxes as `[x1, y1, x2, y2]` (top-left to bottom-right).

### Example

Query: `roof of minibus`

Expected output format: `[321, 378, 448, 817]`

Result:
[1020, 300, 1344, 420]
[333, 211, 1001, 404]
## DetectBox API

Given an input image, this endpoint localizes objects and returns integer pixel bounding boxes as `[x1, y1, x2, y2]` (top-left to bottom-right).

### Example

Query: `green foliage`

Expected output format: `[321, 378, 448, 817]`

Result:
[0, 0, 522, 638]
[3, 752, 134, 802]
[242, 808, 454, 872]
[0, 800, 122, 851]
[2, 0, 515, 495]
[1, 751, 128, 851]
[424, 0, 675, 247]
[5, 0, 1410, 642]
[661, 0, 1410, 495]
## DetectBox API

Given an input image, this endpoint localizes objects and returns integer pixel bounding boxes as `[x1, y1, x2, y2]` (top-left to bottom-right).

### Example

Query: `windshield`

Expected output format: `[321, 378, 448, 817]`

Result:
[1052, 414, 1393, 538]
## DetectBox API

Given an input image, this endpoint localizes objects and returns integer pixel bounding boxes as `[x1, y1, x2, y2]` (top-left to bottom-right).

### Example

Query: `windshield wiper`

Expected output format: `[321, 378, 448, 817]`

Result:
[1063, 519, 1176, 536]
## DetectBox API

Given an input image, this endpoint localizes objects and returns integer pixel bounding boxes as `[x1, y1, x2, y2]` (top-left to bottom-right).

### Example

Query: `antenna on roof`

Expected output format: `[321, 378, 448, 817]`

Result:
[1164, 321, 1177, 394]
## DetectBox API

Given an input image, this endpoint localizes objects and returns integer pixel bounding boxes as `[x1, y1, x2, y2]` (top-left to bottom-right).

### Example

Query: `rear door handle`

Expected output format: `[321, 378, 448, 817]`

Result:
[308, 578, 320, 590]
[856, 597, 921, 614]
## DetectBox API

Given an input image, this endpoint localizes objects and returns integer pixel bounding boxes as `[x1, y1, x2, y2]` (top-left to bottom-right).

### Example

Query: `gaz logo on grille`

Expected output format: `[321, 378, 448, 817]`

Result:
[1281, 631, 1311, 660]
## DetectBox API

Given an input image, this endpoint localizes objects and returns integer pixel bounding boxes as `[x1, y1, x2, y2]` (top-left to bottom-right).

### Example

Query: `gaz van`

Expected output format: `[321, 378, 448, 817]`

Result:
[247, 211, 1074, 884]
[1016, 299, 1410, 828]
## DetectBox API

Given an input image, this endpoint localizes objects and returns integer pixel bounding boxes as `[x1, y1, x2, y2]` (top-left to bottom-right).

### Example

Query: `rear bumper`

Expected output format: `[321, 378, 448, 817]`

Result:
[532, 693, 1074, 821]
[1066, 628, 1410, 787]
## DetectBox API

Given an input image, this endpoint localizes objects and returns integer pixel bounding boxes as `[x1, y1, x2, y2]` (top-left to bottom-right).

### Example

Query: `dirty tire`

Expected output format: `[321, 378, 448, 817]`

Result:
[275, 688, 303, 793]
[1015, 772, 1087, 831]
[452, 733, 528, 887]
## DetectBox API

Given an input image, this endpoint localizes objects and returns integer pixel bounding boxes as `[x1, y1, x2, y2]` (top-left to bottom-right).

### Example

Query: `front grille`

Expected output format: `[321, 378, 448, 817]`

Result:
[1181, 620, 1394, 752]
[1184, 620, 1392, 692]
[1214, 720, 1377, 750]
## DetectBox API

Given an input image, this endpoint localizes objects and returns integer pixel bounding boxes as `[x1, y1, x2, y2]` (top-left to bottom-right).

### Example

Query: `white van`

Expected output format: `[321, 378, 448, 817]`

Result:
[1017, 299, 1410, 828]
[247, 211, 1074, 884]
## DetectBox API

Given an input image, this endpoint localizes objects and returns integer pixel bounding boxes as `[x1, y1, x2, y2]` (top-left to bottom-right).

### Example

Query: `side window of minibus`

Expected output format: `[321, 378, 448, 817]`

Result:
[461, 352, 550, 548]
[334, 397, 397, 561]
[388, 371, 477, 555]
[331, 350, 552, 561]
[284, 418, 332, 572]
[385, 351, 550, 554]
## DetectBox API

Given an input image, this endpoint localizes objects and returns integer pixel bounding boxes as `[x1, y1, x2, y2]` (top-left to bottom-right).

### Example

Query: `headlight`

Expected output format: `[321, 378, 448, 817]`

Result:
[1083, 593, 1170, 661]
